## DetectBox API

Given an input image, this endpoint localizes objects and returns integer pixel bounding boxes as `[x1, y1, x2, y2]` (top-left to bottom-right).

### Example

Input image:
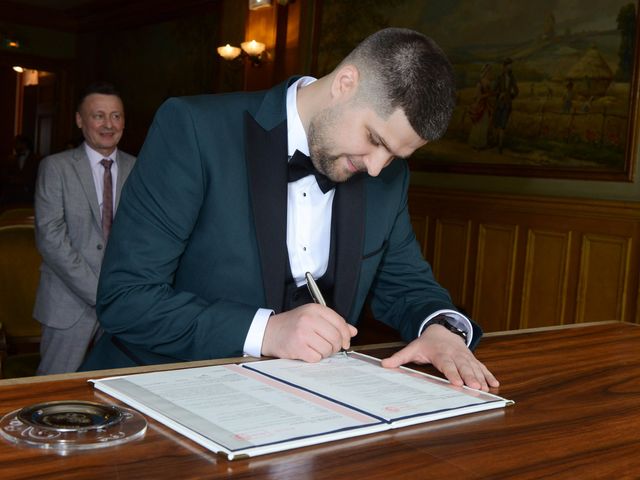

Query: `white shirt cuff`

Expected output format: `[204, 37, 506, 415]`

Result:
[418, 309, 473, 347]
[243, 308, 273, 357]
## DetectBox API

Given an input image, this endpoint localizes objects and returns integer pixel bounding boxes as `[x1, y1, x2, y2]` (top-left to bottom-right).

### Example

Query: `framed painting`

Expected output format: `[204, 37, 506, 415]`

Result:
[313, 0, 639, 181]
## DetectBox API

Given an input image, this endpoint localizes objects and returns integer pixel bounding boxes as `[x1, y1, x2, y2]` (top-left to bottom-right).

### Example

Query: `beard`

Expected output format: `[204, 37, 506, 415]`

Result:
[307, 104, 357, 183]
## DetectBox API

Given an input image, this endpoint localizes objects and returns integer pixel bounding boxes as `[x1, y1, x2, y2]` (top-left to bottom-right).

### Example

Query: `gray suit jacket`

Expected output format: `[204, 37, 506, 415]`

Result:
[33, 144, 135, 336]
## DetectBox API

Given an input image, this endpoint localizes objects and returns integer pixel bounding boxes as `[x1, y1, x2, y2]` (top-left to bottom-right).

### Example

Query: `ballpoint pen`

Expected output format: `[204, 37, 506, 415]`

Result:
[305, 272, 348, 355]
[305, 271, 326, 307]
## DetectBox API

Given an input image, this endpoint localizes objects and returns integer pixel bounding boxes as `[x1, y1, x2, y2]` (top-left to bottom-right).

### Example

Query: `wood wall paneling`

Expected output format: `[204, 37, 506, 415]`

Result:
[432, 219, 471, 311]
[408, 187, 640, 331]
[576, 234, 631, 323]
[520, 229, 571, 329]
[473, 223, 518, 331]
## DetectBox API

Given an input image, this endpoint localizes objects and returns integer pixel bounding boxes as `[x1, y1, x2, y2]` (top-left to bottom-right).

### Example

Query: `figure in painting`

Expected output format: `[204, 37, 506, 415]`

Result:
[562, 80, 574, 114]
[467, 64, 494, 150]
[493, 57, 518, 154]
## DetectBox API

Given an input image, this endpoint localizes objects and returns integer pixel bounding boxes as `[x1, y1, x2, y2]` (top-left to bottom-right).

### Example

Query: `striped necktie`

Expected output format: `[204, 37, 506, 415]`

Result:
[100, 158, 114, 240]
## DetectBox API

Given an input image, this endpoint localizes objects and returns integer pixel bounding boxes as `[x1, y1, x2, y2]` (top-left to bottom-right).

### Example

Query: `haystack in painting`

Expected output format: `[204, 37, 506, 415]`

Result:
[565, 46, 613, 97]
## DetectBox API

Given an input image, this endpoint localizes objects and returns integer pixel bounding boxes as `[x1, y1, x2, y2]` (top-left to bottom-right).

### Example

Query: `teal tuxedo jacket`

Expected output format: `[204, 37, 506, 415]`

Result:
[82, 79, 481, 370]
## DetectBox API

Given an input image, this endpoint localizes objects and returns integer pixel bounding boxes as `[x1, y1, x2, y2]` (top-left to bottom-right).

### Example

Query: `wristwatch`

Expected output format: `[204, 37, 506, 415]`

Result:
[430, 316, 468, 342]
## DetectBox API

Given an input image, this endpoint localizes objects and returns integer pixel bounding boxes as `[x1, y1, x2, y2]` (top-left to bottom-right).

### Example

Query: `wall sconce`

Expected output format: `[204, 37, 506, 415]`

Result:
[12, 66, 39, 86]
[217, 40, 267, 66]
[241, 40, 266, 57]
[217, 44, 241, 61]
[248, 0, 271, 10]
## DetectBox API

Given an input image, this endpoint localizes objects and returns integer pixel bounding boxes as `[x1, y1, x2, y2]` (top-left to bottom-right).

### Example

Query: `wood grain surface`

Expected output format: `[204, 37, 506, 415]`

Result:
[0, 322, 638, 479]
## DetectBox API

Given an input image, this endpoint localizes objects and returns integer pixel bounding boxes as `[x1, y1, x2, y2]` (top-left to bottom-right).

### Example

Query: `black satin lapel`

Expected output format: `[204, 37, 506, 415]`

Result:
[332, 174, 366, 320]
[245, 113, 288, 313]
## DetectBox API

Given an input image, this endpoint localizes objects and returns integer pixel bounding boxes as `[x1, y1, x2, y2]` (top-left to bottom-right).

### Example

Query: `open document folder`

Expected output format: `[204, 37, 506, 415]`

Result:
[91, 352, 513, 460]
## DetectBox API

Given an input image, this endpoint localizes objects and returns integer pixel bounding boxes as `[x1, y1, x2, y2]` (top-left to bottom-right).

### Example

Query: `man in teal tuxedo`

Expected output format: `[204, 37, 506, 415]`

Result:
[82, 28, 499, 391]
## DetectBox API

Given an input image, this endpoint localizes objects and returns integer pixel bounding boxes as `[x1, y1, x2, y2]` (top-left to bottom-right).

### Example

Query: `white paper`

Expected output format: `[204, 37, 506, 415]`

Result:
[91, 353, 511, 459]
[244, 352, 506, 423]
[93, 363, 382, 455]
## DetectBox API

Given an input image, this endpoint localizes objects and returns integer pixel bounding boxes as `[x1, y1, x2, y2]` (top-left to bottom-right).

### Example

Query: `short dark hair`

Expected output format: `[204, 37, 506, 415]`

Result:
[77, 81, 122, 112]
[339, 28, 456, 142]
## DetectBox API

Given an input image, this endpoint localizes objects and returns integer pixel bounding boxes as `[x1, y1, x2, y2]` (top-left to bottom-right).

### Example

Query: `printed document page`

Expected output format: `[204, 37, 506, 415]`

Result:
[92, 353, 512, 458]
[245, 352, 508, 425]
[93, 362, 384, 458]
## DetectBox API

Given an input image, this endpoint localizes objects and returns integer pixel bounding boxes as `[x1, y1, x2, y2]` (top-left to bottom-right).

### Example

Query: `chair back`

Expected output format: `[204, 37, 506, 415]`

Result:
[0, 208, 35, 226]
[0, 224, 42, 341]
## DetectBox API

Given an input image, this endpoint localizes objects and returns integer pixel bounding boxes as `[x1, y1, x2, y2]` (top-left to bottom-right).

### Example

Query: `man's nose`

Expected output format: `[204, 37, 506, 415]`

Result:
[363, 150, 393, 177]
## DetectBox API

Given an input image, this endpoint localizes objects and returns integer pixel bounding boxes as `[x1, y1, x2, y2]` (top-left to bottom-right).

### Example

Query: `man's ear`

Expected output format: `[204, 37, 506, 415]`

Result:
[330, 64, 359, 101]
[75, 112, 83, 129]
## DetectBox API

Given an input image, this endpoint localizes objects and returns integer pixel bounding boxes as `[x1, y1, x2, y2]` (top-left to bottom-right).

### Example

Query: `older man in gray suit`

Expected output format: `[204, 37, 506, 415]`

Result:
[33, 82, 136, 374]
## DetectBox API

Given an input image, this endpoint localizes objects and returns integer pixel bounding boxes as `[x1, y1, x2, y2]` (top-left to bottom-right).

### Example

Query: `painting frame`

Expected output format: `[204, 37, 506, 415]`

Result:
[313, 1, 640, 182]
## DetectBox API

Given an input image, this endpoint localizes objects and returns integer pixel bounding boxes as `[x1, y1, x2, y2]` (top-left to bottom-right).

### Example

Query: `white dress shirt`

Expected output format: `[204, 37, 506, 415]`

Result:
[242, 78, 472, 356]
[84, 143, 119, 219]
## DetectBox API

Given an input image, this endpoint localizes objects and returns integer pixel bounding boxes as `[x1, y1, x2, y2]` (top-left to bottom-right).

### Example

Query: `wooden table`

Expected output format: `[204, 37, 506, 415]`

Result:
[0, 321, 638, 479]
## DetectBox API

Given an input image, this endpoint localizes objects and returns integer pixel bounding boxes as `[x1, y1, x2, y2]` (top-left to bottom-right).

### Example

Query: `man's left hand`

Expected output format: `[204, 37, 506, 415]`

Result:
[380, 324, 499, 392]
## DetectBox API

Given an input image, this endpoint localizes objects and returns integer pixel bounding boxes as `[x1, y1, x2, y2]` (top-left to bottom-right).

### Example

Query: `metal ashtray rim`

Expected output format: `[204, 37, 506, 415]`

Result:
[16, 400, 124, 432]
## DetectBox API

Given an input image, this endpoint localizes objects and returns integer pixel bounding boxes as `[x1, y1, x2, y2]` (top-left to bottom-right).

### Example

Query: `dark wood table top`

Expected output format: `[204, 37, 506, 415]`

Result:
[0, 321, 638, 479]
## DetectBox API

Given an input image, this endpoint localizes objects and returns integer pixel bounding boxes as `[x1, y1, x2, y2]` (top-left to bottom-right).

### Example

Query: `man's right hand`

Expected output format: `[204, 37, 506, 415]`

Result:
[261, 304, 357, 362]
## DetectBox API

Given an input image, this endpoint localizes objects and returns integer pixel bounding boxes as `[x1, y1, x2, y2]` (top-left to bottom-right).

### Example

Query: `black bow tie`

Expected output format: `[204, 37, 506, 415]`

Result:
[287, 150, 336, 194]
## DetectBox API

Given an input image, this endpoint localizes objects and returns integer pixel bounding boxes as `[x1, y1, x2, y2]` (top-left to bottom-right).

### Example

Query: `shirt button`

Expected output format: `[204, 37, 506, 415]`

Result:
[303, 247, 307, 251]
[303, 192, 307, 197]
